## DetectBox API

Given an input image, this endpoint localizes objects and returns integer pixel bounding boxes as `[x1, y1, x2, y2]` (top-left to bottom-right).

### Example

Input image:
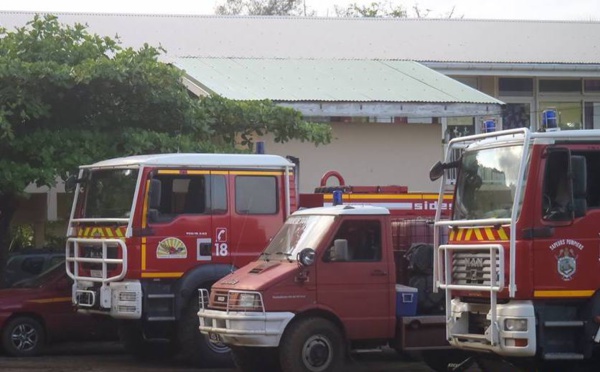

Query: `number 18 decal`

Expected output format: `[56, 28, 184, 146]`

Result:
[215, 228, 229, 256]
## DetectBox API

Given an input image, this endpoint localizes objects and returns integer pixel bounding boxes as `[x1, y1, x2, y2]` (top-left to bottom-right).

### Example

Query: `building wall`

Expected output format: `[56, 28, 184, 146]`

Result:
[261, 121, 444, 193]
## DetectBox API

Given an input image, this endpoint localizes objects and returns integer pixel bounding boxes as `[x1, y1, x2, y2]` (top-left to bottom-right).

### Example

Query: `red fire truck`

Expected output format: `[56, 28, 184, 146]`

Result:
[429, 127, 600, 370]
[197, 189, 458, 372]
[65, 153, 299, 366]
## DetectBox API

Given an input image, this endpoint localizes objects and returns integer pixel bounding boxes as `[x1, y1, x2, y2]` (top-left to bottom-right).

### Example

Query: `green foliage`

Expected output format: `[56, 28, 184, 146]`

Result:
[215, 0, 313, 16]
[198, 96, 331, 151]
[335, 1, 407, 18]
[0, 14, 331, 197]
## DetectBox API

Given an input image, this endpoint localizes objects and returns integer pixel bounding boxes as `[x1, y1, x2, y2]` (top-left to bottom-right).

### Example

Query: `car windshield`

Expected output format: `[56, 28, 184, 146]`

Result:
[454, 144, 524, 220]
[79, 168, 139, 218]
[261, 214, 335, 261]
[12, 261, 66, 288]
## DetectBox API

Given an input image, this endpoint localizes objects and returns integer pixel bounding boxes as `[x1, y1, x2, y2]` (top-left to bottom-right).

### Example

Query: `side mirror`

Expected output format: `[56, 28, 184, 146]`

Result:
[429, 161, 445, 181]
[330, 239, 349, 261]
[148, 179, 162, 209]
[298, 248, 316, 267]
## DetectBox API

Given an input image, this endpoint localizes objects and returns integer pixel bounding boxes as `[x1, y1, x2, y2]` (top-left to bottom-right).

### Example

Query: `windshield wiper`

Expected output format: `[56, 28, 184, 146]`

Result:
[275, 251, 293, 262]
[259, 252, 271, 261]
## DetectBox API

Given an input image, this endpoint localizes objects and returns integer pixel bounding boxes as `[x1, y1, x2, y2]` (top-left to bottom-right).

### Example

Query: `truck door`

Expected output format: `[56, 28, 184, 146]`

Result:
[316, 218, 395, 340]
[144, 171, 229, 275]
[228, 172, 287, 266]
[532, 149, 600, 295]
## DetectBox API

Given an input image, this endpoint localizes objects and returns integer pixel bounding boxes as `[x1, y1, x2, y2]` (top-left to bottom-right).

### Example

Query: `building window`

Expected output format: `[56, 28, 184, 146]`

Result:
[235, 176, 278, 214]
[499, 78, 533, 97]
[539, 79, 581, 93]
[584, 80, 600, 93]
[502, 103, 531, 130]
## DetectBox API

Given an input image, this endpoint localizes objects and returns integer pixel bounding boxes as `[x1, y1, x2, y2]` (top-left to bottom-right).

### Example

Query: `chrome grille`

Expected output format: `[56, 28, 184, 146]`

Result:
[452, 251, 500, 286]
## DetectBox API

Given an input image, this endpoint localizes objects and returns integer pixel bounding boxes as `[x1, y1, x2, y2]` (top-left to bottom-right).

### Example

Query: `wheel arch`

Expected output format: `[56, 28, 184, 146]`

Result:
[173, 263, 236, 317]
[283, 308, 348, 346]
[2, 312, 48, 342]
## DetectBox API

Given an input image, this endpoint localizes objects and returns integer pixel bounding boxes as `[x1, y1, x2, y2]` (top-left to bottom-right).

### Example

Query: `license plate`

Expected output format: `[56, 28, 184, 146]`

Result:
[208, 332, 222, 343]
[90, 270, 103, 278]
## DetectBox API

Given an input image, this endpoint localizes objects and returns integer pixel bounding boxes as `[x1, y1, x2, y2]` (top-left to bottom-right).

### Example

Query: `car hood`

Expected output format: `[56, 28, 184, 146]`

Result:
[215, 259, 300, 291]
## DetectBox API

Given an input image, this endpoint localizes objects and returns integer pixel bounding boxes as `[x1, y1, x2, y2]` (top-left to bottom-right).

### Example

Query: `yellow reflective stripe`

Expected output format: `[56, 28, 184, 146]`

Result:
[141, 272, 184, 278]
[534, 290, 594, 298]
[115, 229, 124, 238]
[484, 228, 495, 240]
[106, 228, 114, 238]
[230, 171, 282, 176]
[456, 229, 464, 240]
[474, 229, 484, 241]
[449, 230, 455, 240]
[186, 170, 210, 175]
[211, 171, 228, 175]
[157, 170, 180, 174]
[497, 228, 509, 240]
[141, 237, 147, 271]
[29, 297, 72, 304]
[465, 229, 473, 240]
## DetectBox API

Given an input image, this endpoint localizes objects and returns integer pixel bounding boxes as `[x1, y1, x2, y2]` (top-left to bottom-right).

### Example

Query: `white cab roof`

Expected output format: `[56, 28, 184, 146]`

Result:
[293, 205, 390, 216]
[81, 153, 294, 170]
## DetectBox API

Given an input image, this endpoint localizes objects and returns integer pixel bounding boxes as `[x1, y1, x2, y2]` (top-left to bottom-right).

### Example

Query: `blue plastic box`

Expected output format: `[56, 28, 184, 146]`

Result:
[395, 284, 418, 317]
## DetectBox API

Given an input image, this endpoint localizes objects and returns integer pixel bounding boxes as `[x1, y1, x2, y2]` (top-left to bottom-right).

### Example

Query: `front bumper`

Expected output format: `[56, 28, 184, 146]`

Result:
[198, 308, 294, 347]
[74, 280, 142, 320]
[448, 299, 536, 357]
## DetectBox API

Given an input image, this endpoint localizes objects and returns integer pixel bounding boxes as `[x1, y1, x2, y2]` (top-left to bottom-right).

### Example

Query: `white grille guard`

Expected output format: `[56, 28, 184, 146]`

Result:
[65, 237, 128, 283]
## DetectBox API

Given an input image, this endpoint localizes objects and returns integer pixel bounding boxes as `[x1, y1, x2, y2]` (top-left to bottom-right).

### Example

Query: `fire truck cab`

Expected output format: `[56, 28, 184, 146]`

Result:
[431, 127, 600, 369]
[65, 153, 296, 366]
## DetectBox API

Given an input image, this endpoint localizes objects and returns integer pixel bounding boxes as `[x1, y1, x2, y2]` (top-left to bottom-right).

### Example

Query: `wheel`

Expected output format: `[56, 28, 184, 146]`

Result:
[231, 346, 282, 372]
[280, 317, 345, 372]
[177, 291, 232, 367]
[118, 321, 176, 360]
[1, 316, 45, 357]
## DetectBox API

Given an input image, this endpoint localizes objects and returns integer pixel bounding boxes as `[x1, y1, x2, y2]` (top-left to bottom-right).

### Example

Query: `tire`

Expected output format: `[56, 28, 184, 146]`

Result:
[118, 321, 176, 360]
[280, 317, 345, 372]
[177, 292, 232, 367]
[1, 316, 45, 357]
[231, 346, 282, 372]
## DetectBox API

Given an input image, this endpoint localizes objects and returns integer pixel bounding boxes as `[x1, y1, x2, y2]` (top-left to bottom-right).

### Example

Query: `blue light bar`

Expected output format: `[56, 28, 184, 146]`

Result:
[542, 109, 558, 130]
[482, 119, 496, 133]
[332, 190, 343, 206]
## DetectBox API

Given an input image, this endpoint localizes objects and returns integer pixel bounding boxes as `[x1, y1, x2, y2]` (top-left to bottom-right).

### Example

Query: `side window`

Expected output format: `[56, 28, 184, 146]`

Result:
[235, 176, 277, 214]
[21, 257, 45, 275]
[324, 220, 382, 262]
[542, 150, 573, 221]
[149, 173, 227, 223]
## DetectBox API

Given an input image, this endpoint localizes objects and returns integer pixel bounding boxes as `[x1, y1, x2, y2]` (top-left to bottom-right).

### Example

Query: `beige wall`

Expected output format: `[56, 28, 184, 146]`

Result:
[261, 122, 444, 193]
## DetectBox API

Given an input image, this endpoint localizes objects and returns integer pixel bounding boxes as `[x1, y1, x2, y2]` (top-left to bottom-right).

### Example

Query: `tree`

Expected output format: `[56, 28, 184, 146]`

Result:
[0, 15, 331, 283]
[335, 1, 407, 18]
[215, 0, 315, 16]
[334, 1, 460, 18]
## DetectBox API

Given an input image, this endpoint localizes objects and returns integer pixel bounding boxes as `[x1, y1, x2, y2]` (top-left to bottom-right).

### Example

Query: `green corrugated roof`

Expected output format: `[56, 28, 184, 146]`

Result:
[174, 58, 502, 105]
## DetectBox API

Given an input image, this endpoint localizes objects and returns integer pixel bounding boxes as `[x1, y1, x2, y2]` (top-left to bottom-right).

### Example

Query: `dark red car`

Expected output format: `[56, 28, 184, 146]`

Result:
[0, 262, 117, 356]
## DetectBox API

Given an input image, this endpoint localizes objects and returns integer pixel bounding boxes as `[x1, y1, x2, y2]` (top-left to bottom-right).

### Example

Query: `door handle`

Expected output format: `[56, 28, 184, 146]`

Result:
[371, 269, 388, 276]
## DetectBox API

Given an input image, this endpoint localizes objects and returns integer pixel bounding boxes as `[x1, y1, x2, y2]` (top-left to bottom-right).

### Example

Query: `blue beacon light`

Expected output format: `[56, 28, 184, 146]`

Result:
[542, 109, 558, 131]
[332, 190, 343, 206]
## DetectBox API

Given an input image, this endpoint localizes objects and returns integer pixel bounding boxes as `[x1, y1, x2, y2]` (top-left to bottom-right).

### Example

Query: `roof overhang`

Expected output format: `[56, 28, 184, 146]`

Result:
[424, 62, 600, 78]
[176, 58, 503, 118]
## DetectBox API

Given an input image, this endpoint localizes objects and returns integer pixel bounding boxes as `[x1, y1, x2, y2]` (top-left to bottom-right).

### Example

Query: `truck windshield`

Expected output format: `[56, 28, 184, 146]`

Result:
[80, 169, 139, 218]
[454, 144, 524, 220]
[262, 214, 335, 261]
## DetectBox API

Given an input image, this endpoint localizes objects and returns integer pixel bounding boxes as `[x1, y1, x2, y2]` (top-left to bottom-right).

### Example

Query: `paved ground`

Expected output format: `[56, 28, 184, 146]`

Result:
[0, 342, 437, 372]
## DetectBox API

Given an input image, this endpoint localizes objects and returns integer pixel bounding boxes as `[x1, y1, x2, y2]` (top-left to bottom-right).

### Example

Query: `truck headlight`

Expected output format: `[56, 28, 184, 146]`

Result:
[229, 292, 263, 311]
[504, 318, 528, 332]
[239, 293, 259, 308]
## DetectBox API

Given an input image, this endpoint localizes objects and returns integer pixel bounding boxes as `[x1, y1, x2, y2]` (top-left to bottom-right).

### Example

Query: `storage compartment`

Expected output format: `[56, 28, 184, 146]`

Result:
[396, 284, 418, 317]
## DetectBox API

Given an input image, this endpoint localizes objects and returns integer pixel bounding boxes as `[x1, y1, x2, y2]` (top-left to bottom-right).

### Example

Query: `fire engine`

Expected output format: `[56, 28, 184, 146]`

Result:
[65, 153, 298, 366]
[430, 125, 600, 370]
[196, 180, 460, 372]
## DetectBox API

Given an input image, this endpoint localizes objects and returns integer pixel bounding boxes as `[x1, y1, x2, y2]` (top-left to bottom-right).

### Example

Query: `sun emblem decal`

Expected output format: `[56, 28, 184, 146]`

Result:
[157, 237, 187, 259]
